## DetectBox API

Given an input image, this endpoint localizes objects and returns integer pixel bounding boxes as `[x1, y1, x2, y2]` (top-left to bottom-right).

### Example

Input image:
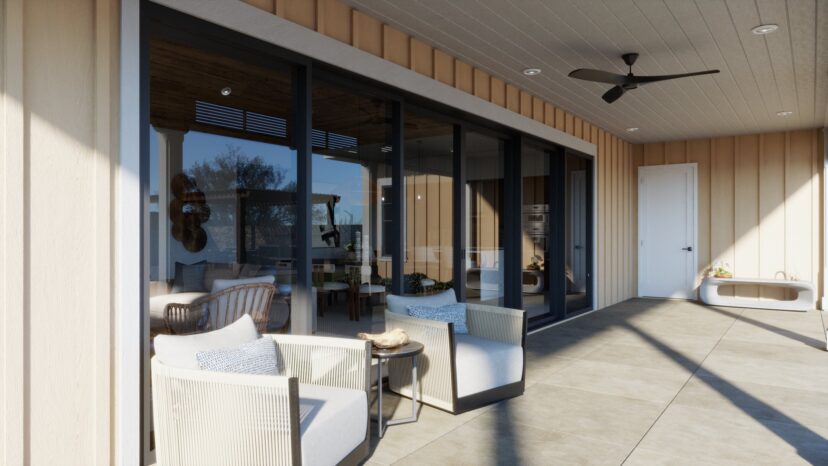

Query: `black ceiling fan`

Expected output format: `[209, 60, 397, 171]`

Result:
[568, 53, 720, 103]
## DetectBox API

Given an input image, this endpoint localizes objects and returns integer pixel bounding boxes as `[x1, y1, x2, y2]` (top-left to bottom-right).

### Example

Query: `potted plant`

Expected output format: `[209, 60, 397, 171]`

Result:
[526, 254, 544, 271]
[711, 261, 733, 279]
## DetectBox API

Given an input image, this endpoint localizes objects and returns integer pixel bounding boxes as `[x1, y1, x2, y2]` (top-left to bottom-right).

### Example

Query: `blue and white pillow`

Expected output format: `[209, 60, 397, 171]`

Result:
[406, 303, 468, 334]
[196, 336, 283, 375]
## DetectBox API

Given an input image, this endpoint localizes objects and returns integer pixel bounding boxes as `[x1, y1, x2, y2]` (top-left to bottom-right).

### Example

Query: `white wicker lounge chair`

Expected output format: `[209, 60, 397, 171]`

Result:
[385, 290, 526, 414]
[152, 315, 371, 466]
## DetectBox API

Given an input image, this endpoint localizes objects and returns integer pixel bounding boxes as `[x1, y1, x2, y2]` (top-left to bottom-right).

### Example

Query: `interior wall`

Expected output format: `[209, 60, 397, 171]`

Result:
[0, 0, 119, 464]
[244, 0, 638, 309]
[635, 129, 824, 302]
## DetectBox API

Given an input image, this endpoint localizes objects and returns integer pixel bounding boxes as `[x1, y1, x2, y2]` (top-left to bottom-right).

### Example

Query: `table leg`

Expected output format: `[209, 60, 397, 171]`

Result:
[386, 355, 420, 429]
[410, 355, 418, 419]
[377, 359, 384, 438]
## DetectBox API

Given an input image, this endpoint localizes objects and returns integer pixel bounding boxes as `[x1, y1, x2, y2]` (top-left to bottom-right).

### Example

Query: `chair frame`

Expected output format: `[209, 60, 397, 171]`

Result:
[163, 283, 276, 334]
[385, 303, 526, 414]
[152, 334, 372, 466]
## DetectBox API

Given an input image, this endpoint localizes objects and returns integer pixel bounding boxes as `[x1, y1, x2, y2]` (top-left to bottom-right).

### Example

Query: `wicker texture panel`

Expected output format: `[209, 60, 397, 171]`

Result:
[272, 334, 371, 393]
[164, 283, 276, 335]
[152, 358, 300, 466]
[465, 304, 525, 345]
[385, 311, 454, 411]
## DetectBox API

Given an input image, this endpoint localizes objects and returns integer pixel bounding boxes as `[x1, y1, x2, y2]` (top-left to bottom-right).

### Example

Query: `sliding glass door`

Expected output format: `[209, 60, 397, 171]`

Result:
[565, 152, 593, 315]
[464, 131, 506, 306]
[311, 78, 393, 335]
[521, 144, 552, 320]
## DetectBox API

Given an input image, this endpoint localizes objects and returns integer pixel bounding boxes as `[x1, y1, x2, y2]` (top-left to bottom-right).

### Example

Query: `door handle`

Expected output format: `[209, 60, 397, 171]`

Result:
[681, 246, 693, 252]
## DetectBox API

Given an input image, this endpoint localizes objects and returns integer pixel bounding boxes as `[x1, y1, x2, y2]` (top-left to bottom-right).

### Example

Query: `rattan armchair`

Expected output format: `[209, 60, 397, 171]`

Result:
[152, 333, 371, 466]
[163, 283, 276, 334]
[385, 302, 526, 414]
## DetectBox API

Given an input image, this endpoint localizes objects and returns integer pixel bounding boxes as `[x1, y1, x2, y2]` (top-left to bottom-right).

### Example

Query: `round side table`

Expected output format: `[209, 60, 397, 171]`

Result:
[371, 341, 424, 438]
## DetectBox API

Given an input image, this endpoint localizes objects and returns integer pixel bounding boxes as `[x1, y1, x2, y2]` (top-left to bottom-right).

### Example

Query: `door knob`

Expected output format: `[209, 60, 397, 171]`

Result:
[681, 246, 693, 252]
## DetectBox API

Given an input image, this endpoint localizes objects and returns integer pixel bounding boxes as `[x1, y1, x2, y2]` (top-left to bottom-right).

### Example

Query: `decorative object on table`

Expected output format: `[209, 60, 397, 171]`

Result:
[710, 260, 733, 278]
[357, 328, 410, 349]
[370, 341, 424, 438]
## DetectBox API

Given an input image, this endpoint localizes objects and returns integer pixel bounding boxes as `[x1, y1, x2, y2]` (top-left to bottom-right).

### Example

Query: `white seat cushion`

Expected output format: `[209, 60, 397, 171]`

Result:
[454, 334, 523, 398]
[299, 383, 367, 466]
[149, 292, 208, 329]
[153, 314, 259, 370]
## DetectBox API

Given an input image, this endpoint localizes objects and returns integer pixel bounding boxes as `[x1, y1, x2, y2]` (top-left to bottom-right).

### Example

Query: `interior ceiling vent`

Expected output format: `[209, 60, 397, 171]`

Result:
[195, 101, 287, 138]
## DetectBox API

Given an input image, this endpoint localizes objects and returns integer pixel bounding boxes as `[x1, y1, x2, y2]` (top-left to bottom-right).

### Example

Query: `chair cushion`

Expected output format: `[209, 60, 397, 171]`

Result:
[196, 336, 282, 376]
[299, 383, 367, 466]
[406, 303, 468, 334]
[171, 260, 208, 293]
[154, 314, 259, 370]
[386, 288, 457, 314]
[149, 292, 209, 330]
[454, 334, 523, 398]
[211, 275, 275, 294]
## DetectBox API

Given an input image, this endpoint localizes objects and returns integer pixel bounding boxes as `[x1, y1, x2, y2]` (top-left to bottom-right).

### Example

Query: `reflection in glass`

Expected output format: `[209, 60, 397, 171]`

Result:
[403, 113, 454, 295]
[147, 39, 297, 339]
[521, 145, 551, 319]
[565, 153, 591, 313]
[465, 132, 505, 306]
[311, 79, 392, 336]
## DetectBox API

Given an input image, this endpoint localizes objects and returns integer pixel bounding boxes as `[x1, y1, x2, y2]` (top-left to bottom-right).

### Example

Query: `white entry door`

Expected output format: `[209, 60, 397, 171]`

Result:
[638, 164, 697, 299]
[570, 170, 587, 292]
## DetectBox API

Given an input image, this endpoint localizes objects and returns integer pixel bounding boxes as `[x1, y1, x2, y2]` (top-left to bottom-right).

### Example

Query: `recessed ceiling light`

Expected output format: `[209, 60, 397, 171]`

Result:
[625, 127, 639, 132]
[776, 110, 793, 117]
[751, 24, 778, 35]
[522, 68, 542, 76]
[220, 87, 232, 96]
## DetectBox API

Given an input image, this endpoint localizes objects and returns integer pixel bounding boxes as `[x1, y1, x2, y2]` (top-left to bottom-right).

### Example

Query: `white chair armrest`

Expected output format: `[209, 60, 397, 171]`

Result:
[466, 303, 525, 346]
[151, 357, 300, 466]
[270, 334, 371, 392]
[385, 310, 455, 407]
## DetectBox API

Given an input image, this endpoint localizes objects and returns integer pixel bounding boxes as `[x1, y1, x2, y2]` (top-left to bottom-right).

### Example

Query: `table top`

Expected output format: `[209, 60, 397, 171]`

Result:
[371, 341, 424, 359]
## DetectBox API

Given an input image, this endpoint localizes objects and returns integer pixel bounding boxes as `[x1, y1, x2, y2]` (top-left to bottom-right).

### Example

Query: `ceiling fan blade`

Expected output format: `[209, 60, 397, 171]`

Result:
[568, 69, 630, 85]
[629, 69, 720, 84]
[602, 86, 625, 103]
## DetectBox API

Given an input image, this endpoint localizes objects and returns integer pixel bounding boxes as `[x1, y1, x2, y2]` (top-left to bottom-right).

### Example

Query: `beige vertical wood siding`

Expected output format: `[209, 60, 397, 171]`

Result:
[246, 0, 639, 308]
[638, 130, 824, 301]
[1, 0, 119, 464]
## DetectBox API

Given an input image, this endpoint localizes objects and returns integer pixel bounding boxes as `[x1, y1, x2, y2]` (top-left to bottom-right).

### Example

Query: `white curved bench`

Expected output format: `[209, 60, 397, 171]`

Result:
[699, 277, 815, 312]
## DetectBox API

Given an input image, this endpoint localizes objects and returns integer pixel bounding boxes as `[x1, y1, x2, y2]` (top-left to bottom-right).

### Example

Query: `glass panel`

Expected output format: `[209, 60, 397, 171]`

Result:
[521, 145, 551, 319]
[146, 38, 297, 456]
[147, 39, 296, 336]
[311, 79, 392, 336]
[565, 153, 591, 313]
[465, 132, 505, 306]
[403, 113, 454, 295]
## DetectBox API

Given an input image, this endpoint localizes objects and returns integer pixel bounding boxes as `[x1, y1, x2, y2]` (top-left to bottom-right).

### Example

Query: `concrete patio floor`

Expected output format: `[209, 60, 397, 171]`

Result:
[365, 298, 828, 465]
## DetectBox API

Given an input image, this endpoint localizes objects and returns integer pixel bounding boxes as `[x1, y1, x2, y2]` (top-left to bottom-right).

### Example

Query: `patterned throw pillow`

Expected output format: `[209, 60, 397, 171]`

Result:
[406, 303, 468, 334]
[196, 336, 283, 375]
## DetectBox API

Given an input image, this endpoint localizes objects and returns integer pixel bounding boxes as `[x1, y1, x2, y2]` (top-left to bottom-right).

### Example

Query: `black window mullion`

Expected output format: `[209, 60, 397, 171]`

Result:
[453, 124, 467, 302]
[504, 135, 523, 309]
[293, 64, 313, 334]
[548, 148, 567, 321]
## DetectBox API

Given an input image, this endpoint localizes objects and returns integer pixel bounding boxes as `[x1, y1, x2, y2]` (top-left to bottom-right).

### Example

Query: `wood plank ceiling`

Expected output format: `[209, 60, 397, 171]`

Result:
[344, 0, 828, 143]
